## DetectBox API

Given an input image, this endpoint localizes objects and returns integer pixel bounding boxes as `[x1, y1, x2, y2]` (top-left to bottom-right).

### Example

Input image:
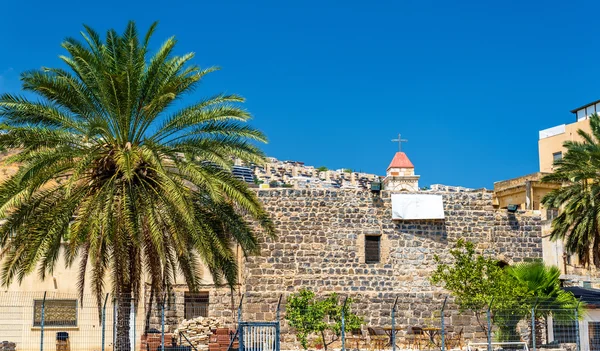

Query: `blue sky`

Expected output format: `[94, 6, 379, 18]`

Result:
[0, 0, 599, 188]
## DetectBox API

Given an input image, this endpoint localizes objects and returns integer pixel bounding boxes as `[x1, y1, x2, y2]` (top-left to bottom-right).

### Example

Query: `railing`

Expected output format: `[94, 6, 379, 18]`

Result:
[467, 342, 529, 351]
[239, 323, 278, 351]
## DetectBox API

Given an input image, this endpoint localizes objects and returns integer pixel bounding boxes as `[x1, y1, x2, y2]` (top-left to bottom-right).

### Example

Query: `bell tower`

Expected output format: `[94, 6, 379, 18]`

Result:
[383, 134, 419, 192]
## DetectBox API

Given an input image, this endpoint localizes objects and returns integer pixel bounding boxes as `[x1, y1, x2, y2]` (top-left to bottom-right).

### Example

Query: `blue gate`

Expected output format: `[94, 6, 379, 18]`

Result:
[235, 295, 281, 351]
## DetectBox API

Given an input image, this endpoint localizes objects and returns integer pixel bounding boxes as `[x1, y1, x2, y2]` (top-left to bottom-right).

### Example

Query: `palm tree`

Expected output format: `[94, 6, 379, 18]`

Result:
[0, 22, 274, 350]
[542, 113, 600, 267]
[504, 262, 580, 346]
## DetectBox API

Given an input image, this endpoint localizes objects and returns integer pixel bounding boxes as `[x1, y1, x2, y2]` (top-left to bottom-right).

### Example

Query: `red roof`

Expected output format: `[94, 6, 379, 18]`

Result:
[387, 152, 414, 170]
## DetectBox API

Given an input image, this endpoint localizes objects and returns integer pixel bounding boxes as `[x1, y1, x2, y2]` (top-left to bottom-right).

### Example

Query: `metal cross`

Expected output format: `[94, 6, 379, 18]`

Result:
[391, 133, 408, 152]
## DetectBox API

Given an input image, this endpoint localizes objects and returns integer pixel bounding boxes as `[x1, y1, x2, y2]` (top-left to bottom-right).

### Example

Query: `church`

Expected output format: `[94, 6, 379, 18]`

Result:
[0, 146, 592, 351]
[148, 148, 546, 349]
[231, 149, 542, 347]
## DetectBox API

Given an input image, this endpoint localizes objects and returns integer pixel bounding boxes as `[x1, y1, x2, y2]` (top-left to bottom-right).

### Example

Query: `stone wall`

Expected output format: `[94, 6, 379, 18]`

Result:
[239, 189, 542, 349]
[149, 188, 543, 349]
[145, 285, 240, 332]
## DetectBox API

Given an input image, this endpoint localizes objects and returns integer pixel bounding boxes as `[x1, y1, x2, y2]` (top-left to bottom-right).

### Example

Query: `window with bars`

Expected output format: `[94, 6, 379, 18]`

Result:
[184, 292, 209, 319]
[365, 235, 381, 264]
[33, 299, 77, 327]
[590, 322, 600, 351]
[553, 318, 577, 344]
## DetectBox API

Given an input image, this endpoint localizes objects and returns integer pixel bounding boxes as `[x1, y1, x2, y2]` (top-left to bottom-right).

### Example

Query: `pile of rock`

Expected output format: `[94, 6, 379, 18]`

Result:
[0, 341, 16, 351]
[174, 317, 221, 351]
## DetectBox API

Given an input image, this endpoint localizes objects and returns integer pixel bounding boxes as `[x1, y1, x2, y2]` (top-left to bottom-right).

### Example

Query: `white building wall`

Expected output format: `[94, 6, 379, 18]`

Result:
[548, 309, 600, 351]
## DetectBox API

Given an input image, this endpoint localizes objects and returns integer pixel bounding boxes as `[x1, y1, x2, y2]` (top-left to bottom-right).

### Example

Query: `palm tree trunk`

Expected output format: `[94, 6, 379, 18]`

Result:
[116, 292, 133, 351]
[535, 318, 544, 346]
[145, 286, 155, 333]
[527, 317, 544, 348]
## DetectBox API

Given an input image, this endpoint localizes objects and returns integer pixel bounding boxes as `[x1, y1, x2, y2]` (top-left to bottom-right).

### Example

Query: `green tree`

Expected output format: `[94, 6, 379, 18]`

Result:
[319, 293, 363, 350]
[431, 241, 582, 344]
[505, 262, 582, 345]
[430, 239, 518, 337]
[286, 289, 363, 351]
[317, 166, 328, 172]
[286, 289, 328, 350]
[542, 113, 600, 267]
[0, 22, 274, 350]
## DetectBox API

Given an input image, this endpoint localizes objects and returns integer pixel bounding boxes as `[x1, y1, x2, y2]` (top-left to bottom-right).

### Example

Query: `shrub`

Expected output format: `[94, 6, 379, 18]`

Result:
[286, 289, 363, 350]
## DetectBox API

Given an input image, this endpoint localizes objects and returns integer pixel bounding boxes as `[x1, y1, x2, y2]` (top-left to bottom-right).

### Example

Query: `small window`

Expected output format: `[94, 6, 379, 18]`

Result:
[553, 152, 563, 161]
[553, 318, 578, 343]
[184, 292, 209, 319]
[33, 299, 77, 327]
[584, 281, 592, 288]
[590, 322, 600, 349]
[547, 208, 559, 220]
[365, 236, 381, 264]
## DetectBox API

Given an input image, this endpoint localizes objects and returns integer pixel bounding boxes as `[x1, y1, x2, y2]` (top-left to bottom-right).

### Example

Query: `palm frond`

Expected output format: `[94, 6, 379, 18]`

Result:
[0, 22, 272, 314]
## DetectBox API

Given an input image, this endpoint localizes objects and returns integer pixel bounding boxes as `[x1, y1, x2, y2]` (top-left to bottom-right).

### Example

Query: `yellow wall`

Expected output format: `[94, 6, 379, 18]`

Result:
[0, 245, 215, 351]
[494, 185, 556, 212]
[0, 250, 137, 351]
[495, 189, 527, 210]
[493, 172, 560, 212]
[539, 118, 592, 172]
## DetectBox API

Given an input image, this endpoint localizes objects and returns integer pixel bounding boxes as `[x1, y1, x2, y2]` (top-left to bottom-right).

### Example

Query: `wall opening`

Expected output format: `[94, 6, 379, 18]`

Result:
[365, 236, 381, 264]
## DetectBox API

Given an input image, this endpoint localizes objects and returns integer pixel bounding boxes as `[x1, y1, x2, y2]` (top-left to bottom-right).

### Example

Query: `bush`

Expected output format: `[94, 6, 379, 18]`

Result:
[430, 239, 581, 344]
[286, 289, 363, 350]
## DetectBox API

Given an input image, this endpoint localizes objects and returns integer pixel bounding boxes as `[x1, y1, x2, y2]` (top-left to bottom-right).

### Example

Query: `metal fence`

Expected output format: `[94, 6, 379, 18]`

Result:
[376, 299, 585, 351]
[0, 291, 189, 351]
[0, 292, 118, 351]
[0, 291, 595, 351]
[298, 295, 588, 351]
[0, 291, 279, 351]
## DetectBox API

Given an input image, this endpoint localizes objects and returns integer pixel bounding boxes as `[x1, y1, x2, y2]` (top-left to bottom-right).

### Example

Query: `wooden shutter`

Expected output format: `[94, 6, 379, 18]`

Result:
[365, 236, 380, 264]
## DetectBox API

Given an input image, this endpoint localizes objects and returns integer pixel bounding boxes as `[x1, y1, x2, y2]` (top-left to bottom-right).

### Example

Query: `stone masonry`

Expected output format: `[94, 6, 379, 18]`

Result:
[153, 188, 542, 349]
[145, 285, 239, 332]
[241, 188, 542, 349]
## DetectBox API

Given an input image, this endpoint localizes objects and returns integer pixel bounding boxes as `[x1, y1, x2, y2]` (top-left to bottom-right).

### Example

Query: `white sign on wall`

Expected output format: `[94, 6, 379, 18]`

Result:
[391, 194, 445, 220]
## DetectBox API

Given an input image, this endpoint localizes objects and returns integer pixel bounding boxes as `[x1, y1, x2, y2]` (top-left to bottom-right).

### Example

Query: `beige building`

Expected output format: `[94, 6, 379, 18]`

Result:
[494, 99, 600, 285]
[493, 172, 559, 212]
[492, 101, 600, 348]
[538, 100, 598, 173]
[0, 248, 223, 351]
[496, 98, 600, 213]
